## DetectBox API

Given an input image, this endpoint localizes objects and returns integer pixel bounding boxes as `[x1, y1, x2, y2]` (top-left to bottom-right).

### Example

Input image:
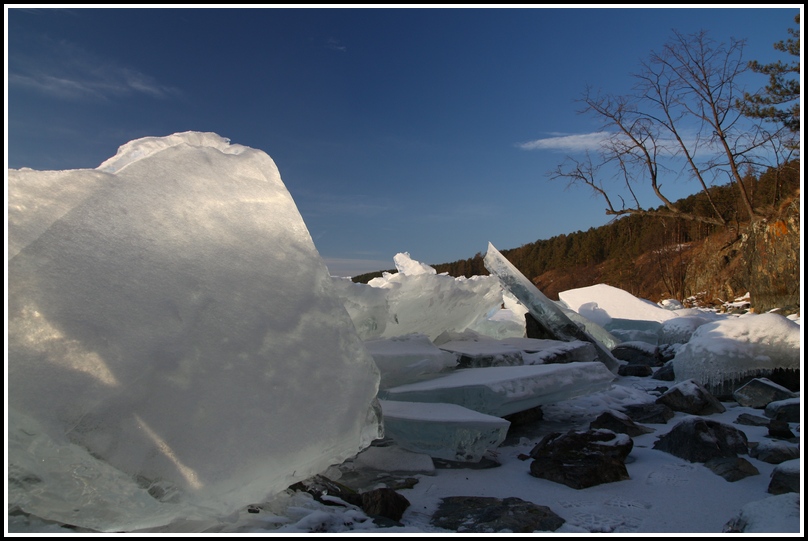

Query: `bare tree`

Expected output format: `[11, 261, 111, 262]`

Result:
[550, 30, 791, 228]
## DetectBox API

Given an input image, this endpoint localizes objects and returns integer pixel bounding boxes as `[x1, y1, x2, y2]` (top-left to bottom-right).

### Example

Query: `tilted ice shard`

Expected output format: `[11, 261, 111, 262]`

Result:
[380, 362, 615, 417]
[7, 132, 381, 531]
[483, 243, 620, 373]
[379, 400, 510, 462]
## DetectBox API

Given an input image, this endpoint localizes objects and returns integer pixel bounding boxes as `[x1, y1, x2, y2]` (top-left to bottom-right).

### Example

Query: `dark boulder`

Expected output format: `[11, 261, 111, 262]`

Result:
[734, 413, 771, 427]
[528, 429, 633, 489]
[652, 362, 675, 381]
[618, 364, 653, 377]
[653, 417, 748, 463]
[764, 398, 800, 423]
[704, 457, 759, 482]
[361, 488, 410, 522]
[748, 441, 800, 465]
[611, 343, 663, 366]
[430, 495, 565, 533]
[656, 379, 725, 415]
[767, 460, 800, 494]
[620, 403, 675, 425]
[289, 474, 362, 507]
[589, 410, 654, 437]
[767, 420, 797, 440]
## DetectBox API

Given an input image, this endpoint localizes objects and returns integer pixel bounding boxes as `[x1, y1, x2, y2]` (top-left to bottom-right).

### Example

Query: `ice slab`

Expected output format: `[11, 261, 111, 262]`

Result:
[435, 332, 597, 368]
[7, 132, 381, 531]
[671, 313, 801, 388]
[379, 400, 510, 462]
[351, 444, 436, 474]
[483, 243, 620, 373]
[364, 333, 458, 389]
[380, 362, 615, 417]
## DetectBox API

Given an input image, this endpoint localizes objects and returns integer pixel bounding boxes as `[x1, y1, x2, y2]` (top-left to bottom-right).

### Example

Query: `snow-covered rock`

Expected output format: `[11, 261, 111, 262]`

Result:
[671, 313, 801, 389]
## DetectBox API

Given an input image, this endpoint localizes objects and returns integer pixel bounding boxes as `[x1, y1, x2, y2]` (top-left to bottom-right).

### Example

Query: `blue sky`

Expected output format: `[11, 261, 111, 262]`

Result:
[6, 6, 801, 276]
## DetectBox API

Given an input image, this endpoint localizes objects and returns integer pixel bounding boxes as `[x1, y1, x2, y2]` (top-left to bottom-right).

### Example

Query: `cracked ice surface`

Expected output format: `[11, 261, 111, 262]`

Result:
[379, 400, 510, 462]
[484, 243, 620, 372]
[380, 362, 615, 417]
[7, 132, 381, 531]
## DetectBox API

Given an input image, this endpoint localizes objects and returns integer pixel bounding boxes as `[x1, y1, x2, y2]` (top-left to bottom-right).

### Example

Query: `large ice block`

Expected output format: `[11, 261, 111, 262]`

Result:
[380, 362, 615, 417]
[379, 400, 510, 462]
[7, 132, 381, 531]
[364, 333, 458, 389]
[483, 243, 620, 372]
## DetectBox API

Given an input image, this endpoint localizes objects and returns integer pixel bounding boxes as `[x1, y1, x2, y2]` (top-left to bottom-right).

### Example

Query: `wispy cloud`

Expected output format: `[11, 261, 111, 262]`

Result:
[326, 38, 347, 52]
[9, 37, 179, 101]
[518, 130, 725, 160]
[517, 132, 612, 152]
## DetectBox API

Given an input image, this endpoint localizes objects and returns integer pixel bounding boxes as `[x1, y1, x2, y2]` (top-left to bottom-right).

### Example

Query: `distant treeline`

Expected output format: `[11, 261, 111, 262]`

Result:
[352, 160, 800, 284]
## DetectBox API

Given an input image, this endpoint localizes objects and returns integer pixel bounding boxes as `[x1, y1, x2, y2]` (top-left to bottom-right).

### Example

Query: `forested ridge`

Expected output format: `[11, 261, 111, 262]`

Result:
[353, 159, 800, 308]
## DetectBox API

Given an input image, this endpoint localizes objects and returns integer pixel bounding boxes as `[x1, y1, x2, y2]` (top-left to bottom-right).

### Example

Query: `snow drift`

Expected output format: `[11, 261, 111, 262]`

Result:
[7, 132, 382, 531]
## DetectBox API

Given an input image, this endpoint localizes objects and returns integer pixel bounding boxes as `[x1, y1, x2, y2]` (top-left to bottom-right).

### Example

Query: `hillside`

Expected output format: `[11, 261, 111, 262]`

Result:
[354, 162, 801, 314]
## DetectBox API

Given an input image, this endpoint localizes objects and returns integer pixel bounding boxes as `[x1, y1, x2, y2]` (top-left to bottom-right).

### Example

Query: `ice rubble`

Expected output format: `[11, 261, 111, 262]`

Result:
[483, 242, 620, 372]
[671, 313, 801, 388]
[333, 252, 505, 341]
[7, 132, 381, 531]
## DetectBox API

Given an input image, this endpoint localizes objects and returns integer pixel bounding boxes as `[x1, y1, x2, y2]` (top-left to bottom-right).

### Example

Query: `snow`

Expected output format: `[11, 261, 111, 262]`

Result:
[559, 283, 679, 324]
[6, 132, 802, 535]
